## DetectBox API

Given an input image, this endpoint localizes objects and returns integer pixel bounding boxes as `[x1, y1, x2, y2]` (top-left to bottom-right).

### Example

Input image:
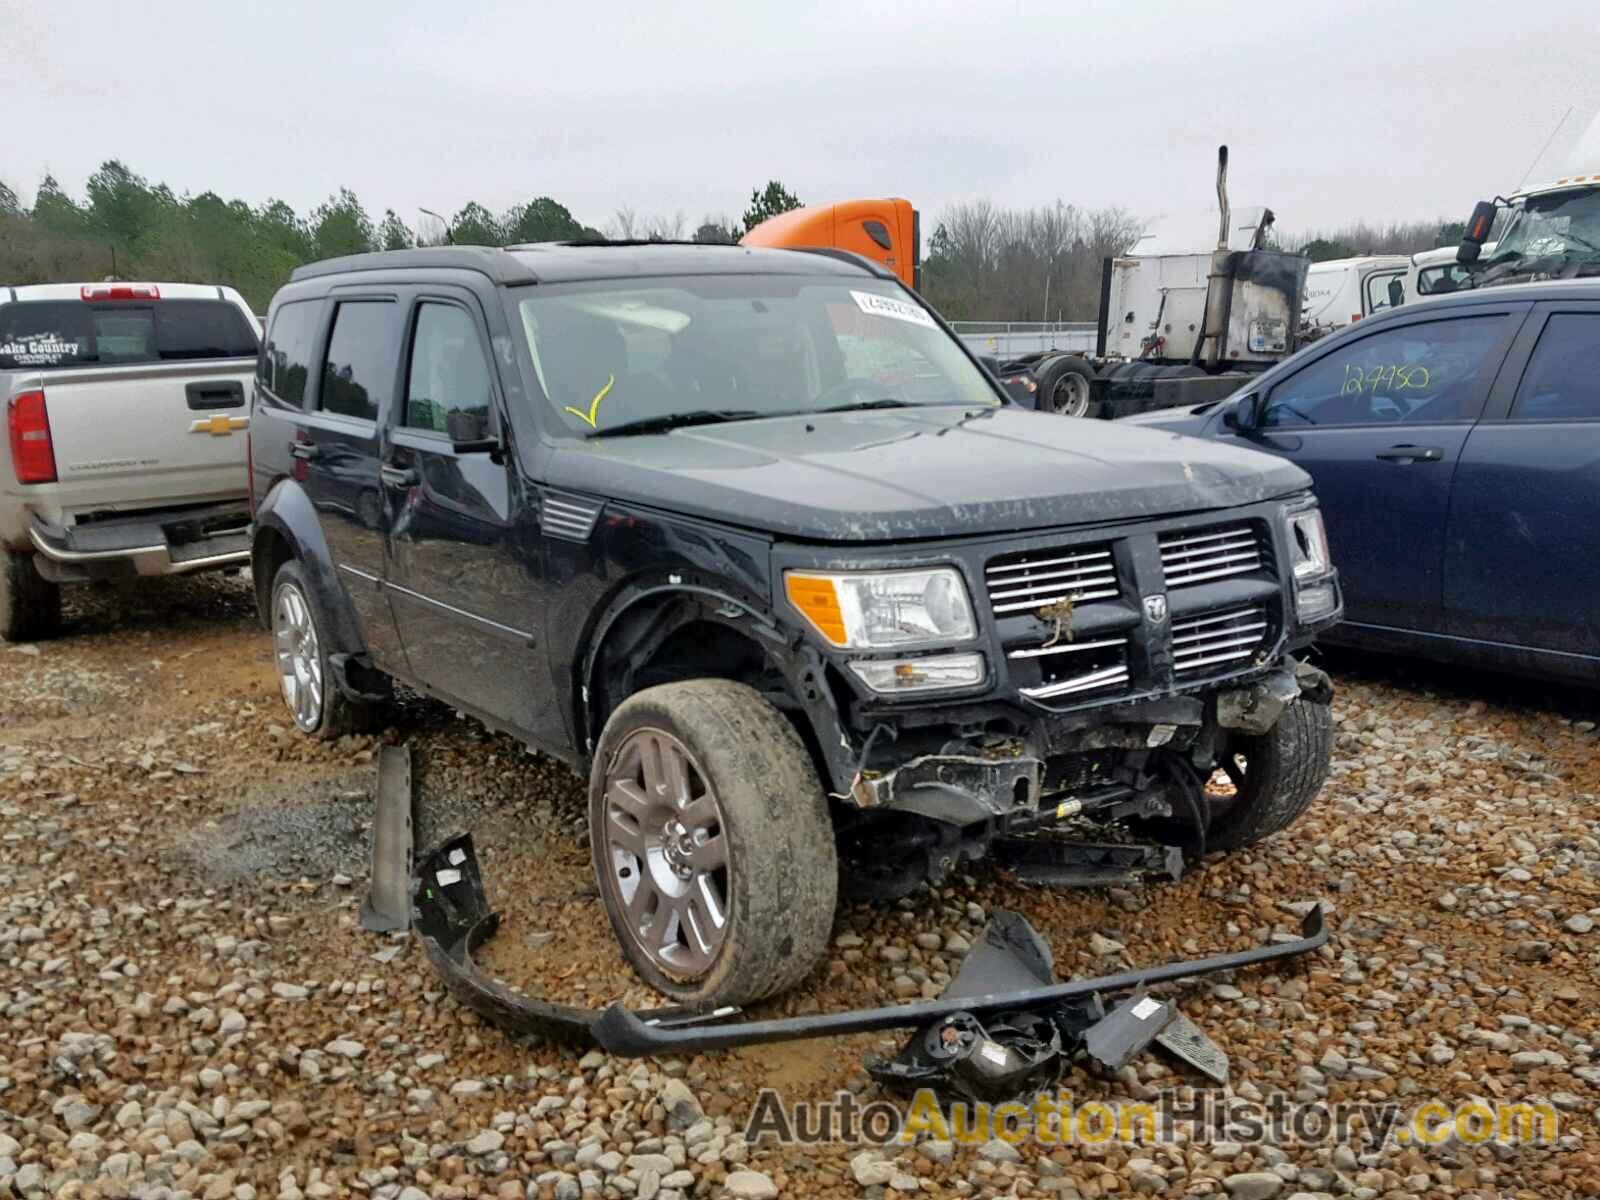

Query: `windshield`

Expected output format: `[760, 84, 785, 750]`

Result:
[0, 299, 259, 371]
[513, 275, 999, 435]
[1488, 189, 1600, 267]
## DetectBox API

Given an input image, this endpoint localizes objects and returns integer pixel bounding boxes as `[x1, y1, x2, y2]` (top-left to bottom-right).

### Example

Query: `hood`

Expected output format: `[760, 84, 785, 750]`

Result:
[548, 406, 1309, 542]
[1117, 406, 1215, 436]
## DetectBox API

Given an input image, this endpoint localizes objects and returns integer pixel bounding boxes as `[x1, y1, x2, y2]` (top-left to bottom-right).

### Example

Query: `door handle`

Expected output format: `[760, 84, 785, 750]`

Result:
[289, 441, 319, 461]
[381, 464, 419, 488]
[1375, 445, 1443, 462]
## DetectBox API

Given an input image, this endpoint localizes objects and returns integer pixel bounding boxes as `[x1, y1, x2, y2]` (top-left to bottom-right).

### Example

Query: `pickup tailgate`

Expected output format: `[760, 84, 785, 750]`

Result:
[35, 359, 254, 508]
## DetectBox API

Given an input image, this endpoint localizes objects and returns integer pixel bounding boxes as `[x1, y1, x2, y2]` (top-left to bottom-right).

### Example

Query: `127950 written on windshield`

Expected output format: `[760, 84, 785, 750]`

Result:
[1341, 363, 1431, 395]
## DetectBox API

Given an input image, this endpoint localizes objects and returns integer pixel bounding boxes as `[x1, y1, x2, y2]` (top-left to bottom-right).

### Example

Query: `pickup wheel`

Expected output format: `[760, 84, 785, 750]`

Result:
[589, 680, 837, 1008]
[0, 549, 62, 643]
[1200, 696, 1334, 851]
[269, 560, 376, 740]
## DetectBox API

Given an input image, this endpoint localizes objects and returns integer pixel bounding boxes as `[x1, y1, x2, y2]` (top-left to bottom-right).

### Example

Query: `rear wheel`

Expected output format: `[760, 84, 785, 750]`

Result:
[270, 560, 375, 739]
[0, 548, 62, 642]
[589, 680, 837, 1008]
[1035, 357, 1097, 418]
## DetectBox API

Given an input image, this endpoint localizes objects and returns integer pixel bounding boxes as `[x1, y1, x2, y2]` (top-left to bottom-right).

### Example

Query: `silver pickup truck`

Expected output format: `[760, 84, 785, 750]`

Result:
[1, 282, 261, 640]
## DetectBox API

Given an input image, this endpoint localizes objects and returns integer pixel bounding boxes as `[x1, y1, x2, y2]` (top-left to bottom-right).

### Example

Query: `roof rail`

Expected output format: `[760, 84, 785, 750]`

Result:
[289, 246, 539, 285]
[787, 246, 897, 280]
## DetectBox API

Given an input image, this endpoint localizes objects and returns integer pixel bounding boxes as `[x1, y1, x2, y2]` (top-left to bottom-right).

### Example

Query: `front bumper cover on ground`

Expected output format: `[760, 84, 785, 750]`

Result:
[411, 835, 1328, 1070]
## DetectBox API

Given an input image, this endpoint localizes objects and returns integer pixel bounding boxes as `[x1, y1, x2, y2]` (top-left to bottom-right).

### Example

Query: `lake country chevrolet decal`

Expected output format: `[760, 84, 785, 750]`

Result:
[0, 334, 81, 365]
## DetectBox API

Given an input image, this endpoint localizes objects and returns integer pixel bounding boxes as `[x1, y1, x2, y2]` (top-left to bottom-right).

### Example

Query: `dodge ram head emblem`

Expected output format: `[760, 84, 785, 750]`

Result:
[1142, 594, 1168, 624]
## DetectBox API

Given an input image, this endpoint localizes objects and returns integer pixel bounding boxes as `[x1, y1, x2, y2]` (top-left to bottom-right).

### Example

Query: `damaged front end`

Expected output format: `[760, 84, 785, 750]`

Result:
[410, 834, 1328, 1102]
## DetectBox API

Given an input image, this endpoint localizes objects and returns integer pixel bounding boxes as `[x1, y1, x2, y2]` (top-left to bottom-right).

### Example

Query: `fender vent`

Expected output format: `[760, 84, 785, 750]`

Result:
[541, 491, 602, 543]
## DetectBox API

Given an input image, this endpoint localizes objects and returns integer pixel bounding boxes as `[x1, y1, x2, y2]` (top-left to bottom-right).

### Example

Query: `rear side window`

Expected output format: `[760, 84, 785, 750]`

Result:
[319, 302, 396, 422]
[0, 299, 257, 371]
[1510, 313, 1600, 421]
[403, 304, 492, 434]
[1263, 315, 1512, 428]
[262, 300, 321, 406]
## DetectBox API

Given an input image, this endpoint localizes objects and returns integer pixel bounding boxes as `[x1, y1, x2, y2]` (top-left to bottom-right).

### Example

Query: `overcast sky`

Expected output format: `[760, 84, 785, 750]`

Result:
[5, 0, 1598, 240]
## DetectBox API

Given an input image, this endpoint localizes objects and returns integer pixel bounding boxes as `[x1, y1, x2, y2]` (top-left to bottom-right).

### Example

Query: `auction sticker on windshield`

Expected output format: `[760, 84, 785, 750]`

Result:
[851, 290, 937, 330]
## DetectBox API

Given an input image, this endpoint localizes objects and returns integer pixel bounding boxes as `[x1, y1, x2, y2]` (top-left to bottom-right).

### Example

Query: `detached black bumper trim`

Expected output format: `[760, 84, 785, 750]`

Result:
[410, 833, 1327, 1059]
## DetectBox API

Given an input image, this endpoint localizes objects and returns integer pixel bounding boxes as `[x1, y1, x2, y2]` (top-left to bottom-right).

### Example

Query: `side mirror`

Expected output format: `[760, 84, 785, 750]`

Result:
[1387, 278, 1405, 308]
[1223, 394, 1259, 432]
[446, 408, 500, 456]
[1457, 200, 1497, 264]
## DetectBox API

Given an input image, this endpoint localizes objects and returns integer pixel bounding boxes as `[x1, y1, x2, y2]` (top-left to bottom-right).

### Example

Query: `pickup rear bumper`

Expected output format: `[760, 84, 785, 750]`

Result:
[28, 502, 251, 582]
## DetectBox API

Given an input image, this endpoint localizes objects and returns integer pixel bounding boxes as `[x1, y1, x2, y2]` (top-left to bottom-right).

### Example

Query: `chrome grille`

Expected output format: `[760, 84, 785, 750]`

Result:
[1172, 605, 1268, 675]
[985, 544, 1117, 615]
[1159, 523, 1263, 588]
[1013, 636, 1130, 700]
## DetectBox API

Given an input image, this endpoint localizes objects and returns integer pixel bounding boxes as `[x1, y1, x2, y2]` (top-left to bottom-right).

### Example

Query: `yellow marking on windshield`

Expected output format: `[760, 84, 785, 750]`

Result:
[564, 374, 615, 429]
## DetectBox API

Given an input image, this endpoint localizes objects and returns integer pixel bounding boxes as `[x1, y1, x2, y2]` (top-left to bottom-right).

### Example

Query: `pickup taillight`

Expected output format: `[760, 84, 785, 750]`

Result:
[7, 390, 57, 484]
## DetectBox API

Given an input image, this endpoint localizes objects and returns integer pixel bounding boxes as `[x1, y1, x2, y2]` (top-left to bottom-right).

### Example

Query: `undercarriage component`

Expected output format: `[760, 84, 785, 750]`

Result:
[852, 752, 1044, 823]
[360, 745, 415, 933]
[992, 836, 1185, 888]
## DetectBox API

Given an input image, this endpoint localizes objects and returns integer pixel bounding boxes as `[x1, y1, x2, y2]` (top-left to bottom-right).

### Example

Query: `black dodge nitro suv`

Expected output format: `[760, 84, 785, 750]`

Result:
[249, 243, 1341, 1009]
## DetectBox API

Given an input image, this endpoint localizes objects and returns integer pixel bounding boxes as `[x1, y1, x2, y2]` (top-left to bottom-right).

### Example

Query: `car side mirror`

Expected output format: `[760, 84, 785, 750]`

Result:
[446, 408, 501, 457]
[1457, 199, 1497, 264]
[1223, 394, 1259, 432]
[1387, 278, 1405, 308]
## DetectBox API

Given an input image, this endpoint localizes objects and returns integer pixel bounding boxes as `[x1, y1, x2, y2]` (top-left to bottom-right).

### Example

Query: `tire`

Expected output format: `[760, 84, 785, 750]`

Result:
[0, 548, 62, 642]
[589, 679, 838, 1008]
[1034, 356, 1097, 418]
[269, 559, 375, 740]
[1202, 697, 1334, 851]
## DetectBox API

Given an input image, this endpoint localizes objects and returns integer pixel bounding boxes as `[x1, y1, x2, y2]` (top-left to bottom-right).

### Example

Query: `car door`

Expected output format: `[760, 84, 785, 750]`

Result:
[1444, 303, 1600, 658]
[1225, 306, 1527, 633]
[382, 292, 543, 729]
[258, 295, 407, 668]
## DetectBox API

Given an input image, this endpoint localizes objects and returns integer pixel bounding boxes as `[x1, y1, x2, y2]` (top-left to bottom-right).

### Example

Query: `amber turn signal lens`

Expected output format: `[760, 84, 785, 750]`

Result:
[784, 574, 847, 645]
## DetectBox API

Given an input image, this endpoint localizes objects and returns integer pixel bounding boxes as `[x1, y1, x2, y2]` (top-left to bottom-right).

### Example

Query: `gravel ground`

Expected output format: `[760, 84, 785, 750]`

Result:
[2, 574, 1598, 1200]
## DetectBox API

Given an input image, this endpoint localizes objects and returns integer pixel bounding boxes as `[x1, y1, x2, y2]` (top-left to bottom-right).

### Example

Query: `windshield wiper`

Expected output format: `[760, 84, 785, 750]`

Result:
[811, 397, 916, 414]
[586, 409, 766, 439]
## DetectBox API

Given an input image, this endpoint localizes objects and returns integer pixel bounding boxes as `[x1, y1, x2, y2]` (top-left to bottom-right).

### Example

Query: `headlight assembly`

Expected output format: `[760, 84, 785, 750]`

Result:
[1285, 503, 1332, 580]
[784, 567, 977, 649]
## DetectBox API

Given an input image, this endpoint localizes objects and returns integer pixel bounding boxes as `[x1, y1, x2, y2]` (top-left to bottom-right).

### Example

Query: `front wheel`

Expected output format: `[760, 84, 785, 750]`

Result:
[1199, 697, 1334, 851]
[589, 680, 838, 1008]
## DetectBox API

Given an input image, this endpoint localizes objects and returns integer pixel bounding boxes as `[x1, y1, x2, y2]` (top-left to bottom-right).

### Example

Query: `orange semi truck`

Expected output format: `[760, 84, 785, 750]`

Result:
[741, 152, 1308, 419]
[741, 199, 922, 291]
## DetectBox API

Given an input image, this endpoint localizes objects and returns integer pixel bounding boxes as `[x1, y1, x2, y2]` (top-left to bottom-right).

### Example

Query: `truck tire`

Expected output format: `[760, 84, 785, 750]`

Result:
[0, 548, 63, 642]
[1034, 356, 1097, 418]
[269, 559, 377, 740]
[1202, 697, 1334, 851]
[589, 679, 838, 1008]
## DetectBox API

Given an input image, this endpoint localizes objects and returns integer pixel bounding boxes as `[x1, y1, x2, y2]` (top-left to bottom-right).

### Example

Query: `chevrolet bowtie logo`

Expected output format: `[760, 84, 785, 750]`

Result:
[189, 415, 250, 436]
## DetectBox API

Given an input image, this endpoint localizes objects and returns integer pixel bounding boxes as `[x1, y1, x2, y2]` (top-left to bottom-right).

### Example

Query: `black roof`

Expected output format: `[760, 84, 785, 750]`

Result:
[289, 242, 889, 286]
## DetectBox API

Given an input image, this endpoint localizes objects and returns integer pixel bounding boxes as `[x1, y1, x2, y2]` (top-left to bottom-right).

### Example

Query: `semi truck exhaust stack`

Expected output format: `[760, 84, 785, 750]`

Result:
[1200, 145, 1232, 370]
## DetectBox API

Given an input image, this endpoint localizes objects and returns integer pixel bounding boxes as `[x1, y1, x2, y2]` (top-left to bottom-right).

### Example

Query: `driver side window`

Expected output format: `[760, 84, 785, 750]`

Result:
[1261, 314, 1511, 428]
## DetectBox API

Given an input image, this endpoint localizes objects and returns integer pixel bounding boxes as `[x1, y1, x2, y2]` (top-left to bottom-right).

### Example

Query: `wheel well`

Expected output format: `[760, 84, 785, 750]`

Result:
[585, 600, 834, 786]
[252, 527, 294, 628]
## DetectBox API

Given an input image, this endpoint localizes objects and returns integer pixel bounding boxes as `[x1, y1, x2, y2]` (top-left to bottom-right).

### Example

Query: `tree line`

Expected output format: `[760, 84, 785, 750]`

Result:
[0, 163, 803, 311]
[0, 160, 1464, 321]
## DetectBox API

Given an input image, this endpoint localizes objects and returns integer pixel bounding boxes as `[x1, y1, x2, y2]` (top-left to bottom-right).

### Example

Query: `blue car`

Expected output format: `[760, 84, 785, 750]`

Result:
[1122, 280, 1600, 684]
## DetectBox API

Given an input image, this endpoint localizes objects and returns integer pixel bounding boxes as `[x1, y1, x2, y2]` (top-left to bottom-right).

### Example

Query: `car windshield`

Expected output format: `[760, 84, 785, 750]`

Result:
[513, 275, 999, 435]
[1487, 189, 1600, 267]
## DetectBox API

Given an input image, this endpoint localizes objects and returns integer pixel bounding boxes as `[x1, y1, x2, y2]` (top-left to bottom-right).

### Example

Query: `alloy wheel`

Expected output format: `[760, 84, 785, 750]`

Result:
[601, 728, 730, 979]
[273, 581, 324, 731]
